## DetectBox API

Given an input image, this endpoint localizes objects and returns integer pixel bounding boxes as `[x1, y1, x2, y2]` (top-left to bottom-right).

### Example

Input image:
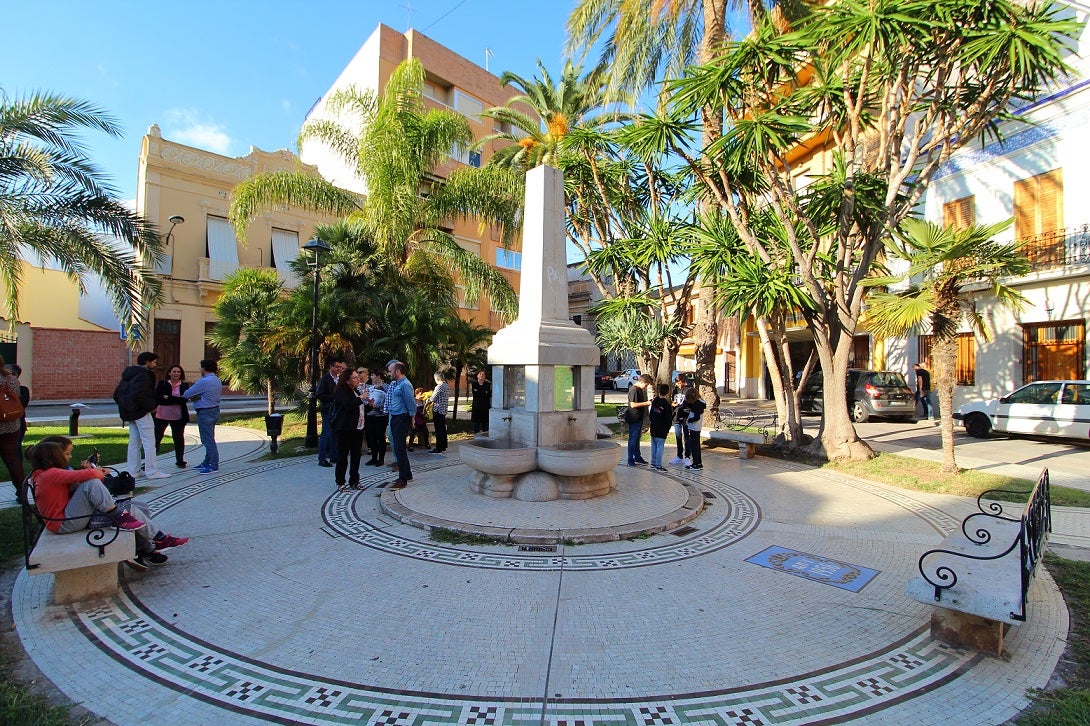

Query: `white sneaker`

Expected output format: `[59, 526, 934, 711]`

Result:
[683, 457, 692, 467]
[146, 472, 170, 480]
[669, 457, 683, 465]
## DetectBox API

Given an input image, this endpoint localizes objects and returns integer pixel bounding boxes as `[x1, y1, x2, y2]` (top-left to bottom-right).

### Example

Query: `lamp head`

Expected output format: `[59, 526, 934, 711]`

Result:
[168, 215, 185, 225]
[302, 238, 331, 254]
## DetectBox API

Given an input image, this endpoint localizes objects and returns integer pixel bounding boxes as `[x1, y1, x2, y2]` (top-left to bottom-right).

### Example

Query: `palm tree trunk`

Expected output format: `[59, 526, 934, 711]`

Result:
[692, 0, 728, 425]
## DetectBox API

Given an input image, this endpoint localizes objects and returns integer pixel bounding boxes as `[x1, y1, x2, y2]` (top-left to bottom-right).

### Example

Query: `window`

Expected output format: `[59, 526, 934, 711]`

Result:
[850, 335, 871, 370]
[449, 145, 481, 167]
[1022, 320, 1085, 383]
[271, 228, 300, 286]
[1061, 383, 1090, 405]
[496, 248, 522, 271]
[453, 90, 484, 119]
[205, 216, 240, 281]
[943, 196, 975, 230]
[1014, 169, 1063, 240]
[918, 333, 976, 385]
[1008, 382, 1062, 405]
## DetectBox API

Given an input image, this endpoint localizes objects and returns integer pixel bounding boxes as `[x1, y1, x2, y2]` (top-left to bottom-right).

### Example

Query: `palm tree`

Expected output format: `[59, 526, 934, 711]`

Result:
[210, 267, 293, 415]
[230, 59, 524, 318]
[440, 317, 493, 420]
[476, 60, 614, 170]
[0, 90, 164, 339]
[864, 219, 1030, 473]
[567, 0, 738, 420]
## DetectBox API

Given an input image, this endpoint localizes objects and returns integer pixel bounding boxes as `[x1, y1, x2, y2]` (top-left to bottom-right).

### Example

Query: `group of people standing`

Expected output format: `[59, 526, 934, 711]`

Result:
[318, 355, 475, 492]
[316, 358, 490, 493]
[114, 352, 223, 478]
[624, 373, 705, 471]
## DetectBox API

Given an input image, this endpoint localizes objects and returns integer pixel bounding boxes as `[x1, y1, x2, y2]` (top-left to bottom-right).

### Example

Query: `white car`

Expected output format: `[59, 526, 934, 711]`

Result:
[612, 369, 641, 391]
[953, 380, 1090, 440]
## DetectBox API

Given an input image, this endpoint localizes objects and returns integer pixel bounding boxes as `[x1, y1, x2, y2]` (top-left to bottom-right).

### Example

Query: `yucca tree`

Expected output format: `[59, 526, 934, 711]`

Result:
[230, 59, 524, 318]
[630, 0, 1077, 461]
[476, 60, 615, 169]
[0, 90, 163, 339]
[865, 219, 1030, 473]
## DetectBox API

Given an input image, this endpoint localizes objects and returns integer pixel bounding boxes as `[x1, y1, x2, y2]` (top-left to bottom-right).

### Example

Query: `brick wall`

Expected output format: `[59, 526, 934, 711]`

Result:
[32, 328, 129, 400]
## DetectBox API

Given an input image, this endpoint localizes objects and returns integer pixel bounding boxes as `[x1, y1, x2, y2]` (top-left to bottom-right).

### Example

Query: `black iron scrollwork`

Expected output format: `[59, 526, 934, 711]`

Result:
[917, 470, 1051, 622]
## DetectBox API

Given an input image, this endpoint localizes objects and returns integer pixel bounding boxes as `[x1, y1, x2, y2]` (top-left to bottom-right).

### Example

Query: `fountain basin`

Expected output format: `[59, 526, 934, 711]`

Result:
[460, 439, 537, 476]
[537, 440, 621, 477]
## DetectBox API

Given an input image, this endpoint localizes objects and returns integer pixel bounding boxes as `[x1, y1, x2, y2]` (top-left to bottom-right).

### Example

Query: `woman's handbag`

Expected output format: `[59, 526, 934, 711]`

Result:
[0, 389, 24, 423]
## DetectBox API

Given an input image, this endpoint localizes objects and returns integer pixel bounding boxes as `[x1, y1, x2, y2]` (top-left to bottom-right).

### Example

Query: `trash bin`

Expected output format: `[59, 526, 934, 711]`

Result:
[265, 413, 284, 454]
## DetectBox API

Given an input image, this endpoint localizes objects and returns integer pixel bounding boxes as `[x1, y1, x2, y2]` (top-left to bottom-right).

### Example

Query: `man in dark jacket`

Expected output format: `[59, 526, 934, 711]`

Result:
[114, 351, 168, 480]
[315, 357, 345, 467]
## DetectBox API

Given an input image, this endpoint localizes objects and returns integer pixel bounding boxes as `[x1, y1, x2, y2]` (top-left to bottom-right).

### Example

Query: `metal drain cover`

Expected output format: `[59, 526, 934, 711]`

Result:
[518, 545, 558, 552]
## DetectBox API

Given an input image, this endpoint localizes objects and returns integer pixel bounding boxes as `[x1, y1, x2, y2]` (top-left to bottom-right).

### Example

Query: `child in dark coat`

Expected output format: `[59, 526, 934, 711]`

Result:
[647, 384, 674, 471]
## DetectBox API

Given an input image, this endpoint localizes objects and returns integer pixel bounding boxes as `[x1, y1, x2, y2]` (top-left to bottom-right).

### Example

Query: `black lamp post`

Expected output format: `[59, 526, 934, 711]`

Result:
[302, 237, 331, 448]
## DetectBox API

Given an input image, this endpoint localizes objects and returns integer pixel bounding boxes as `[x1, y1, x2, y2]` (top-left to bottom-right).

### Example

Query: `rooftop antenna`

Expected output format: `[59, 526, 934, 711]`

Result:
[485, 47, 494, 72]
[401, 0, 413, 27]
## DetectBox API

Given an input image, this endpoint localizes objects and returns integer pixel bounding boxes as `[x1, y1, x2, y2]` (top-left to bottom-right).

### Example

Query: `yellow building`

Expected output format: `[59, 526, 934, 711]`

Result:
[137, 125, 335, 374]
[299, 24, 523, 331]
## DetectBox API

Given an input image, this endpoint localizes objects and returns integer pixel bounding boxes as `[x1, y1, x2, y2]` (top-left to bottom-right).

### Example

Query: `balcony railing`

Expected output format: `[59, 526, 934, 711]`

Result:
[1017, 226, 1090, 273]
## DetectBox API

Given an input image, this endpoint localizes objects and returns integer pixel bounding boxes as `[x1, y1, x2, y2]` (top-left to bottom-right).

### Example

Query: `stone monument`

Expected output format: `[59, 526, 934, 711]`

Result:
[460, 165, 620, 500]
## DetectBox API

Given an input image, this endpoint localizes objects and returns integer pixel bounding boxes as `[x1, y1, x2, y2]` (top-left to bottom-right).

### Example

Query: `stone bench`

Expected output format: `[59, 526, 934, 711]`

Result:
[22, 480, 137, 605]
[705, 428, 771, 459]
[904, 470, 1051, 655]
[27, 527, 136, 604]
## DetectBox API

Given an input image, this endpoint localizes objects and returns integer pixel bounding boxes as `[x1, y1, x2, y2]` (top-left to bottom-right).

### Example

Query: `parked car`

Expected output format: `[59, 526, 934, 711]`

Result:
[612, 369, 641, 391]
[953, 380, 1090, 439]
[800, 369, 917, 423]
[671, 370, 695, 386]
[593, 368, 614, 389]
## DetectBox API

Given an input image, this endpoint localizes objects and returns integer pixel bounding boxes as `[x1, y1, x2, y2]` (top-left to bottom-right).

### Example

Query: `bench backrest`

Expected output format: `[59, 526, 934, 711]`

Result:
[916, 469, 1051, 622]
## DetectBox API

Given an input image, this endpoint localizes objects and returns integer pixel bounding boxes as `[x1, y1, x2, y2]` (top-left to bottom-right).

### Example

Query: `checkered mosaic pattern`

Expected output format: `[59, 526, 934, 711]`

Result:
[76, 593, 977, 724]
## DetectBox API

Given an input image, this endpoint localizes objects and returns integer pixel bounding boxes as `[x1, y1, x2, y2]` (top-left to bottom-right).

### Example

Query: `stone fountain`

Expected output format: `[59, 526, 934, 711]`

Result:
[460, 165, 620, 501]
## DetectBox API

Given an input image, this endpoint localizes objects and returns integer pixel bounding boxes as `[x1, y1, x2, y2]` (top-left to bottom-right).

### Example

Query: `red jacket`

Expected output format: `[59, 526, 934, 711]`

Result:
[30, 467, 106, 533]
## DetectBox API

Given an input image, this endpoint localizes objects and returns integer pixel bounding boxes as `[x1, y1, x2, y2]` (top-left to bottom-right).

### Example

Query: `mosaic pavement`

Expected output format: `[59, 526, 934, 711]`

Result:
[12, 438, 1071, 725]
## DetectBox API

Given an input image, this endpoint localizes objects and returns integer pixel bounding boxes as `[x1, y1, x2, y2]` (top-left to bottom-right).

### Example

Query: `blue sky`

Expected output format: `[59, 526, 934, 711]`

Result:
[2, 0, 577, 202]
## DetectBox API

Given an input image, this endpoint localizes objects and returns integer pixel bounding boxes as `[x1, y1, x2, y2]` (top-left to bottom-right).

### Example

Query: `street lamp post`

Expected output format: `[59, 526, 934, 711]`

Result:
[302, 237, 331, 448]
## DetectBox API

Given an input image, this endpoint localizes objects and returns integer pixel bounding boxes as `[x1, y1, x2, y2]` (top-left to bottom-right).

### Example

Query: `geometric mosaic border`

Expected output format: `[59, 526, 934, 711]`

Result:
[321, 464, 762, 572]
[74, 590, 980, 725]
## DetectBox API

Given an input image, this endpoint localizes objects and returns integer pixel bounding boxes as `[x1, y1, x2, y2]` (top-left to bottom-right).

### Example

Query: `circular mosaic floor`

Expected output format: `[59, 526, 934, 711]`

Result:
[12, 450, 1069, 725]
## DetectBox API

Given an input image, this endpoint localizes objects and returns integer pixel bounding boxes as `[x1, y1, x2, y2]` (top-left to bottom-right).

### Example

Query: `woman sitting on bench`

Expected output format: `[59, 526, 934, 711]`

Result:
[25, 439, 188, 569]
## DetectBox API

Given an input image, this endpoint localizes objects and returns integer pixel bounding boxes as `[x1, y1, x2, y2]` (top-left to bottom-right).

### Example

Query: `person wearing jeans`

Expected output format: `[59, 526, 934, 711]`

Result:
[185, 360, 223, 474]
[625, 374, 653, 466]
[385, 361, 416, 489]
[114, 351, 168, 480]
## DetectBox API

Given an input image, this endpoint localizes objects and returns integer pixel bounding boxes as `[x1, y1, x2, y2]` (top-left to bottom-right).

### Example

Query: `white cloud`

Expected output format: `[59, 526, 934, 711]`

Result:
[163, 108, 234, 156]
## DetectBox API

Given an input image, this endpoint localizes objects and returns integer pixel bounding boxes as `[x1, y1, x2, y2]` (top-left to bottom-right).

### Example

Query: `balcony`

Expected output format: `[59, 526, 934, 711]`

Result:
[1018, 226, 1090, 273]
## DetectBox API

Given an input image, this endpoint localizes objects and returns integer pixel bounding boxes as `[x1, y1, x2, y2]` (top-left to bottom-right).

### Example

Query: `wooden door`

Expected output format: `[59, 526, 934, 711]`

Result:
[153, 319, 181, 367]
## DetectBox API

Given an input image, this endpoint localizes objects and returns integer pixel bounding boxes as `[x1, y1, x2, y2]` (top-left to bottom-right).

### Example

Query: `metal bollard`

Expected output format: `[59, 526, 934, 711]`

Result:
[69, 405, 81, 436]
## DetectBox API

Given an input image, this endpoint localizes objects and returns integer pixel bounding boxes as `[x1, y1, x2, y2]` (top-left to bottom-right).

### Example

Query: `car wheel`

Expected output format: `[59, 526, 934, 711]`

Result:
[850, 400, 870, 423]
[965, 413, 992, 438]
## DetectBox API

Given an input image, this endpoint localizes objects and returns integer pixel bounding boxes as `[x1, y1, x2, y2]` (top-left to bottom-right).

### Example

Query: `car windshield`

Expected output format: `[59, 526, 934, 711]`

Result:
[869, 372, 908, 388]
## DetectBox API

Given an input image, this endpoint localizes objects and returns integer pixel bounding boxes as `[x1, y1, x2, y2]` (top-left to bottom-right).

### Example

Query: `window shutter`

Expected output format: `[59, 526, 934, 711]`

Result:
[943, 196, 974, 230]
[1038, 169, 1063, 235]
[1014, 178, 1033, 240]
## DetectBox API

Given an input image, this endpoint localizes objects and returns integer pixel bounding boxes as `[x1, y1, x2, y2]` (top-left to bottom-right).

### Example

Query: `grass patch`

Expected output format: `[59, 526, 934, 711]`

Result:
[0, 508, 26, 567]
[428, 527, 505, 546]
[1017, 554, 1090, 725]
[822, 452, 1090, 508]
[0, 652, 75, 726]
[23, 426, 130, 468]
